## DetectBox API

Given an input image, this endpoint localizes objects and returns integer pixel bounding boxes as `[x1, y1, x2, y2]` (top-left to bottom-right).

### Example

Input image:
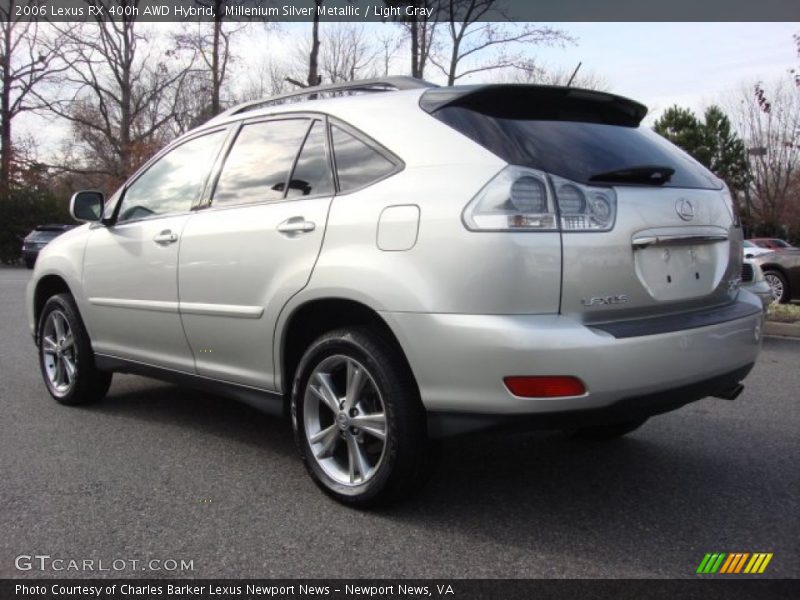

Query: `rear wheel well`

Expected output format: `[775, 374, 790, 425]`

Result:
[34, 275, 72, 335]
[281, 299, 416, 401]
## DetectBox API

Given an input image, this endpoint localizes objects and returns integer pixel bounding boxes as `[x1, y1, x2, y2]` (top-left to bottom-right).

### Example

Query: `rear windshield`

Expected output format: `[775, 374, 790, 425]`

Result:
[433, 106, 722, 190]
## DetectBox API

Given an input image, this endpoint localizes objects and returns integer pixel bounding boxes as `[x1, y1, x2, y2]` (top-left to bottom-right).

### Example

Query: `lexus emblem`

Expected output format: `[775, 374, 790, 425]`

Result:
[676, 198, 695, 221]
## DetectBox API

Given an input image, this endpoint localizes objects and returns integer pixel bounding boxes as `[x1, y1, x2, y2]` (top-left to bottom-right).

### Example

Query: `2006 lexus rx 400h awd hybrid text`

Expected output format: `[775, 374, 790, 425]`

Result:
[26, 78, 763, 506]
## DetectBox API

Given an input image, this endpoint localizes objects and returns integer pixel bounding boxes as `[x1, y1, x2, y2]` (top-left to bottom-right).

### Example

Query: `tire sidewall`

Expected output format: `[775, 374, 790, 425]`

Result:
[764, 270, 789, 303]
[291, 331, 407, 504]
[37, 294, 97, 405]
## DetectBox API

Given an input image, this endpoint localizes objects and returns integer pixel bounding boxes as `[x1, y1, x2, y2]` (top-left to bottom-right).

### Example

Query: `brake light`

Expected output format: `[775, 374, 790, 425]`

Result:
[503, 376, 586, 398]
[462, 166, 617, 232]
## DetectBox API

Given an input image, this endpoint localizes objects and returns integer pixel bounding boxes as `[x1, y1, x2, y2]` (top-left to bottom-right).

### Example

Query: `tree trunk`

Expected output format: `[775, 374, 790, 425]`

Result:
[211, 5, 222, 115]
[118, 22, 133, 178]
[447, 39, 460, 86]
[0, 21, 12, 194]
[308, 2, 322, 87]
[410, 19, 419, 78]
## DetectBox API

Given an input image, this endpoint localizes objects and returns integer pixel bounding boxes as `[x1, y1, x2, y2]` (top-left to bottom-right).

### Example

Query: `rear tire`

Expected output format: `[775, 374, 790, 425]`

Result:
[291, 327, 431, 507]
[25, 258, 35, 269]
[567, 418, 648, 441]
[763, 269, 790, 304]
[37, 293, 112, 406]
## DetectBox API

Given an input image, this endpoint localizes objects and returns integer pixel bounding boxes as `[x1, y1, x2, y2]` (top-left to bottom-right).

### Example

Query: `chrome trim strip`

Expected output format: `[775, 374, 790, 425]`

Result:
[632, 233, 729, 248]
[88, 297, 263, 319]
[88, 298, 179, 313]
[179, 302, 264, 319]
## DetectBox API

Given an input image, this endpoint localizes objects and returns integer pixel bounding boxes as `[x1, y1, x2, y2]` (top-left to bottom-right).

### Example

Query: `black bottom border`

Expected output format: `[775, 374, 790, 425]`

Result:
[2, 579, 798, 600]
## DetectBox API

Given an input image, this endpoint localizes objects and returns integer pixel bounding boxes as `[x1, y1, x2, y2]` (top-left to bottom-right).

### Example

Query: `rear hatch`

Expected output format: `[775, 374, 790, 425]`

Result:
[423, 85, 742, 323]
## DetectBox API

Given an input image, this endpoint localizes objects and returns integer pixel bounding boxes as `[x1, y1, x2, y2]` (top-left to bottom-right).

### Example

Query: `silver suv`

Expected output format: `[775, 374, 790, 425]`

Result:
[27, 77, 763, 506]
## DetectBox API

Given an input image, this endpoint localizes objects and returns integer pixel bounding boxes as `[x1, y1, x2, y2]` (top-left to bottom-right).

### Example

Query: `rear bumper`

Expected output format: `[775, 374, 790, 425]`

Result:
[381, 296, 763, 427]
[427, 364, 753, 436]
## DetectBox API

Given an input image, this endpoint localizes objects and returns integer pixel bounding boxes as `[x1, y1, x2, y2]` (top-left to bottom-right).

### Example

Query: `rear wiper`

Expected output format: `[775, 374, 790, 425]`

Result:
[589, 165, 675, 185]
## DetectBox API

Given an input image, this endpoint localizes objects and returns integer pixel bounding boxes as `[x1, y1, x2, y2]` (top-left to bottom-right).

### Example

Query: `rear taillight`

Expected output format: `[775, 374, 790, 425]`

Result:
[462, 166, 616, 232]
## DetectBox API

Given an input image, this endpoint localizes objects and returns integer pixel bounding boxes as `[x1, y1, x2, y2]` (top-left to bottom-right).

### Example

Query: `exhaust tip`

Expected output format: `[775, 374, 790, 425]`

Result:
[713, 383, 744, 401]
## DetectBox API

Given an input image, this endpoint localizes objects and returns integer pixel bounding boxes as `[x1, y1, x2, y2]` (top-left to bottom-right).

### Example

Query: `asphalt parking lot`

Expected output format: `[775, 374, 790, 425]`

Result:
[1, 267, 798, 579]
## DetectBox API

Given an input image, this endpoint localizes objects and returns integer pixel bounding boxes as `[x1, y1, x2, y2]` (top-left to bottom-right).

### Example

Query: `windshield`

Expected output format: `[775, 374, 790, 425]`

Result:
[433, 105, 722, 190]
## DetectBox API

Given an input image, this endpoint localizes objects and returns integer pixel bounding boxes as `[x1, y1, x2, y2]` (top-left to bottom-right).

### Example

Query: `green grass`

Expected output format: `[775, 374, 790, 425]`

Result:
[766, 302, 800, 324]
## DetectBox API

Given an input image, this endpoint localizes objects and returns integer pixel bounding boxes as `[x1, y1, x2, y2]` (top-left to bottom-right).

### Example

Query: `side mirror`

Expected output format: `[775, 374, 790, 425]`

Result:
[70, 190, 105, 222]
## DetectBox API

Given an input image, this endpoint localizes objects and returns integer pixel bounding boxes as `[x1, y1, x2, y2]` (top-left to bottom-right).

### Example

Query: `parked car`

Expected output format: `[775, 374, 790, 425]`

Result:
[21, 225, 74, 268]
[752, 249, 800, 303]
[741, 259, 772, 312]
[26, 78, 763, 506]
[743, 240, 773, 259]
[747, 238, 795, 251]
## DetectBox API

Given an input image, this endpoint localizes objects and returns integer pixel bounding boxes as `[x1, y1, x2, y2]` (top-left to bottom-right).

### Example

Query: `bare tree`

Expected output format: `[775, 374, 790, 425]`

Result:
[729, 80, 800, 234]
[429, 0, 573, 85]
[306, 0, 324, 87]
[176, 1, 276, 119]
[376, 29, 405, 77]
[237, 58, 292, 101]
[384, 1, 442, 78]
[0, 2, 71, 193]
[49, 2, 196, 187]
[321, 24, 379, 83]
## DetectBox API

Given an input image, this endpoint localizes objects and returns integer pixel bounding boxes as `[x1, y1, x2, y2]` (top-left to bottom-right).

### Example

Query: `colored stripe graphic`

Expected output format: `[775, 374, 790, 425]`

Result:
[758, 554, 773, 573]
[700, 552, 773, 574]
[701, 553, 726, 573]
[719, 554, 736, 574]
[734, 553, 750, 573]
[696, 554, 713, 574]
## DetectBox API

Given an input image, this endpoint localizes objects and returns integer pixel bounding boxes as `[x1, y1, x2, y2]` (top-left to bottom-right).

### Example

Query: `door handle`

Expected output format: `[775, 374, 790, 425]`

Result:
[277, 217, 316, 235]
[153, 230, 179, 245]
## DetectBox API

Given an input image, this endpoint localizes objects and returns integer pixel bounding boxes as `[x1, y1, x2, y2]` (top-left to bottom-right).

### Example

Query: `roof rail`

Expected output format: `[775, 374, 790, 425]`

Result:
[213, 76, 437, 122]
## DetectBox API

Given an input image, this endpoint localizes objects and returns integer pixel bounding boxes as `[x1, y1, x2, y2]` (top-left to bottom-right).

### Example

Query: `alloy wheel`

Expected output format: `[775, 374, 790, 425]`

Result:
[41, 310, 77, 397]
[303, 355, 388, 486]
[764, 273, 784, 303]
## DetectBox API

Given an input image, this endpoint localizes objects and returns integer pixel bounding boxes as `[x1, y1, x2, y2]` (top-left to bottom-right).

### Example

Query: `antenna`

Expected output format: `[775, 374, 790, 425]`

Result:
[566, 62, 582, 87]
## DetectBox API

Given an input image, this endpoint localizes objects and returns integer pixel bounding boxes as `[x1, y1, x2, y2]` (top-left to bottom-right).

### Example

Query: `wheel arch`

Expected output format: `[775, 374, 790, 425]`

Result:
[33, 274, 74, 343]
[277, 297, 419, 403]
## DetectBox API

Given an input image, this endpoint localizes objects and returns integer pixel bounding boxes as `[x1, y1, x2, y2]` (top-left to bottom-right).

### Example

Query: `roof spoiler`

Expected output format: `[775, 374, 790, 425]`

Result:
[419, 85, 648, 127]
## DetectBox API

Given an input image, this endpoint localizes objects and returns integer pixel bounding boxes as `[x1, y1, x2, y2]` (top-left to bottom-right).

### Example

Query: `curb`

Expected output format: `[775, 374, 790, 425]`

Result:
[764, 321, 800, 338]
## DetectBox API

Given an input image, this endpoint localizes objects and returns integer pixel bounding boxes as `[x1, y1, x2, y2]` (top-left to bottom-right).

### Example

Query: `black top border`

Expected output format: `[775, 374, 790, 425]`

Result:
[2, 0, 799, 23]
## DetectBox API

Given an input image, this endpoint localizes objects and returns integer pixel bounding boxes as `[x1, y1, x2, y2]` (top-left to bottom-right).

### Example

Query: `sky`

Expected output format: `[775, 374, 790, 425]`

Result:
[14, 21, 800, 157]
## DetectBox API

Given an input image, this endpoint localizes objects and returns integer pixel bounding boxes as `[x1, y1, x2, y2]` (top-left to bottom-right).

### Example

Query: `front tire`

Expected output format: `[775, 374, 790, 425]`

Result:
[763, 269, 790, 304]
[291, 327, 430, 507]
[37, 293, 112, 405]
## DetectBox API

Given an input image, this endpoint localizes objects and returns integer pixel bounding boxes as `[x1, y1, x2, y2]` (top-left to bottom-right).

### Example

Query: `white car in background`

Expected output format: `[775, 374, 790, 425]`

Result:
[743, 240, 773, 259]
[741, 259, 773, 312]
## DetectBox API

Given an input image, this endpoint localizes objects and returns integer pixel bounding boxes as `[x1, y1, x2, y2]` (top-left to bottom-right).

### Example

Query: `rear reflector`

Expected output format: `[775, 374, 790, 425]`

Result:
[503, 376, 586, 398]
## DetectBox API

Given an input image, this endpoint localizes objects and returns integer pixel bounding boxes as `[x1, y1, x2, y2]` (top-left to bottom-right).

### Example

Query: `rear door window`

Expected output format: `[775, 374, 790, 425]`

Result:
[213, 118, 311, 207]
[286, 121, 334, 198]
